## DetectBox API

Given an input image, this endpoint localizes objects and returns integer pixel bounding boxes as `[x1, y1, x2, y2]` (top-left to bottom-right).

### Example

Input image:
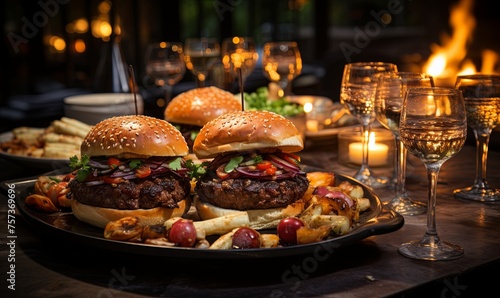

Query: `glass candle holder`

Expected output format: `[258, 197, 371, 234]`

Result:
[338, 126, 394, 168]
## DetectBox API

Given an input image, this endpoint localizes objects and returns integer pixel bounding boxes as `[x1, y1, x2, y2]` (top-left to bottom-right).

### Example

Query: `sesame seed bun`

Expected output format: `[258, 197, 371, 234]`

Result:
[81, 115, 188, 158]
[193, 110, 304, 159]
[164, 86, 242, 126]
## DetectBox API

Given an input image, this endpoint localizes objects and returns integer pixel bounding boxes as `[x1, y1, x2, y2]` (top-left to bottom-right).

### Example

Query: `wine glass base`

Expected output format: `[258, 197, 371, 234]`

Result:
[386, 198, 427, 216]
[354, 174, 389, 189]
[454, 186, 500, 202]
[398, 240, 464, 261]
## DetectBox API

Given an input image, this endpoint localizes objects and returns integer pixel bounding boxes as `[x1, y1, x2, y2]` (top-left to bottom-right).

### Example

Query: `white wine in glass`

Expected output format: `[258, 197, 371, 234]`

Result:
[222, 36, 258, 95]
[375, 72, 433, 215]
[184, 38, 221, 88]
[340, 62, 398, 188]
[145, 42, 185, 102]
[398, 87, 467, 261]
[262, 41, 302, 97]
[454, 74, 500, 202]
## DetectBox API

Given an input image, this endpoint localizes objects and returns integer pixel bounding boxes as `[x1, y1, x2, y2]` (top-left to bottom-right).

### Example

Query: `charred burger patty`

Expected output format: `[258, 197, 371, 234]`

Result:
[68, 173, 190, 210]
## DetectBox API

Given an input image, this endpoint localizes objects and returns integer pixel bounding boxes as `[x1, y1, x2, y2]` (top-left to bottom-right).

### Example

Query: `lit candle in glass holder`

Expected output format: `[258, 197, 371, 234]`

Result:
[348, 131, 389, 166]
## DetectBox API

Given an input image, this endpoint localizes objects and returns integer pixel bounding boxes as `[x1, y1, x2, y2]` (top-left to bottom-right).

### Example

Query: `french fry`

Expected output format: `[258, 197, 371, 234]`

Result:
[43, 132, 84, 146]
[61, 117, 93, 132]
[193, 212, 250, 236]
[308, 214, 350, 235]
[51, 120, 89, 138]
[261, 234, 280, 248]
[358, 198, 370, 212]
[209, 228, 238, 249]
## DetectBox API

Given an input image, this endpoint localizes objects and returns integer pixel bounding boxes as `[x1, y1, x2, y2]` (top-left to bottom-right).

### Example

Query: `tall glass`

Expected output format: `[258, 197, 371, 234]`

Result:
[453, 74, 500, 202]
[184, 38, 221, 88]
[145, 42, 185, 102]
[375, 72, 434, 215]
[262, 41, 302, 97]
[222, 36, 258, 104]
[398, 87, 467, 261]
[340, 62, 398, 188]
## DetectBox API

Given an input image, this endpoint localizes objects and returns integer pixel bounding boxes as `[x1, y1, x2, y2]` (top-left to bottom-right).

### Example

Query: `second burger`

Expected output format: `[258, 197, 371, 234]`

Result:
[193, 110, 309, 230]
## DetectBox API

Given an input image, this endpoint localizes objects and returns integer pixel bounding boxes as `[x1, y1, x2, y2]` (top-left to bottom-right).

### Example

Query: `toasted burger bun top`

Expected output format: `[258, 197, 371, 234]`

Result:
[193, 110, 304, 159]
[164, 86, 242, 126]
[81, 115, 188, 158]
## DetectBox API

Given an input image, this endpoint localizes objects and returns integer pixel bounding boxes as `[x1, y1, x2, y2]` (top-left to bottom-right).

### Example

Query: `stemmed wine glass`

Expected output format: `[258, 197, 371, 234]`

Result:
[262, 41, 302, 97]
[184, 38, 221, 88]
[453, 74, 500, 202]
[398, 87, 467, 261]
[375, 72, 434, 215]
[340, 62, 398, 188]
[222, 36, 258, 104]
[145, 42, 186, 102]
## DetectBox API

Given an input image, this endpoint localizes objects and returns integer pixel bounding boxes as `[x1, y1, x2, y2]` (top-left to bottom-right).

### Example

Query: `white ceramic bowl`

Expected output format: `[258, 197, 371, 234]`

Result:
[64, 93, 144, 125]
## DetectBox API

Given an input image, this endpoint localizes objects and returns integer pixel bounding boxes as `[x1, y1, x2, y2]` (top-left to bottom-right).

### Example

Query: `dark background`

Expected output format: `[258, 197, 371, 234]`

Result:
[1, 0, 500, 142]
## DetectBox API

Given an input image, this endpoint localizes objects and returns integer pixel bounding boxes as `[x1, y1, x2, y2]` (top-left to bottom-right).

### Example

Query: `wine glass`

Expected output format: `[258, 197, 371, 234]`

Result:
[398, 87, 467, 261]
[453, 74, 500, 202]
[340, 62, 398, 188]
[145, 42, 186, 102]
[262, 41, 302, 97]
[184, 38, 221, 88]
[222, 36, 258, 104]
[375, 72, 434, 215]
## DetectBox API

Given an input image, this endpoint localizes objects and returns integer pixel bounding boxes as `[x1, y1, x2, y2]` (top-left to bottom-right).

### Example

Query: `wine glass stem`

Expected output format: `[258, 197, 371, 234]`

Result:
[425, 164, 440, 239]
[474, 129, 491, 187]
[163, 84, 173, 103]
[395, 136, 408, 199]
[361, 124, 371, 169]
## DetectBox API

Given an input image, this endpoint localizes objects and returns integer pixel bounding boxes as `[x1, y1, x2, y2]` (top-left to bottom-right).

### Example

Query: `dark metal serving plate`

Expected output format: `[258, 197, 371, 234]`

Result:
[3, 169, 404, 260]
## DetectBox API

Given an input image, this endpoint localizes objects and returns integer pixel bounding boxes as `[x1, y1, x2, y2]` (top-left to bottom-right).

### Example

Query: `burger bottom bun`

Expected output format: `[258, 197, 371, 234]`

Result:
[71, 198, 192, 228]
[194, 196, 305, 230]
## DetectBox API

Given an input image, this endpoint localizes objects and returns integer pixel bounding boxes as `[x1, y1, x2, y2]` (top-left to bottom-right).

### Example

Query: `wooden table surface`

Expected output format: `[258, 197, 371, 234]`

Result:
[1, 139, 500, 297]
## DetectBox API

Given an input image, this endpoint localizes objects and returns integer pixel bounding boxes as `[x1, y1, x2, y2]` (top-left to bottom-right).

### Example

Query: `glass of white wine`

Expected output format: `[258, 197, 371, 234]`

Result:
[222, 36, 258, 103]
[375, 72, 434, 215]
[184, 38, 221, 88]
[340, 62, 398, 188]
[398, 87, 467, 261]
[262, 41, 302, 97]
[453, 74, 500, 202]
[145, 42, 186, 102]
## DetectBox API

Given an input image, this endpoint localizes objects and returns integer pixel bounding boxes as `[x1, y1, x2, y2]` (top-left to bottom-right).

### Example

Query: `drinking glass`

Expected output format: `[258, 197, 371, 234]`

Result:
[375, 72, 434, 215]
[184, 38, 221, 88]
[145, 42, 186, 102]
[262, 41, 302, 97]
[340, 62, 398, 188]
[398, 87, 467, 261]
[453, 74, 500, 201]
[222, 36, 258, 104]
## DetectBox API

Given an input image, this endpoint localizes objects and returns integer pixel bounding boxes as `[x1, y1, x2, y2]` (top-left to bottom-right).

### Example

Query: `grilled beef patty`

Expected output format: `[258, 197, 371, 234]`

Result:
[195, 172, 309, 210]
[68, 175, 190, 210]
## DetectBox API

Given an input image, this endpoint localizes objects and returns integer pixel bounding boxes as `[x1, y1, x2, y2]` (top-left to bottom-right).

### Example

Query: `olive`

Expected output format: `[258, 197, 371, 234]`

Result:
[232, 227, 261, 249]
[277, 217, 305, 245]
[168, 219, 197, 247]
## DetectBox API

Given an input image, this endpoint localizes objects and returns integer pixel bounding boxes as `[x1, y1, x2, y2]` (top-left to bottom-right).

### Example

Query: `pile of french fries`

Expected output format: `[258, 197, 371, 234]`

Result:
[4, 117, 92, 159]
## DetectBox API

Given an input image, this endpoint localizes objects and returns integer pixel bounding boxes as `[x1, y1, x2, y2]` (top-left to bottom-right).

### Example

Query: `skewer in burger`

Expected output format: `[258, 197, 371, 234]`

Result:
[164, 86, 242, 150]
[67, 115, 192, 228]
[193, 110, 309, 230]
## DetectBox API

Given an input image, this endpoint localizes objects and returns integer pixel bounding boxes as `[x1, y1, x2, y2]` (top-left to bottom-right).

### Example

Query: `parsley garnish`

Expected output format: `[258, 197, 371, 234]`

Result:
[129, 159, 142, 169]
[69, 155, 91, 182]
[185, 159, 208, 180]
[168, 157, 183, 170]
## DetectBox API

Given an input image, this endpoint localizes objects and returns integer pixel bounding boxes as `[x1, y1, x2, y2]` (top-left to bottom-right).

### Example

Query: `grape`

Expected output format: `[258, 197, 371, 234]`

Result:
[168, 219, 197, 247]
[232, 227, 261, 249]
[277, 217, 305, 245]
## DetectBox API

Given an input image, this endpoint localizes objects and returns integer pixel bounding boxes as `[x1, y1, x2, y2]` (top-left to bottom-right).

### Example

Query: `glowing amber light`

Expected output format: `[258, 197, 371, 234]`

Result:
[74, 18, 88, 33]
[160, 41, 167, 48]
[99, 21, 112, 37]
[53, 38, 66, 51]
[74, 39, 86, 53]
[98, 1, 111, 13]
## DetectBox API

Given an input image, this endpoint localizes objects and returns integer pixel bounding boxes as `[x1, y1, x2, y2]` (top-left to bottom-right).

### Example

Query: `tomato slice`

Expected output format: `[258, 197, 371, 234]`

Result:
[135, 165, 151, 178]
[103, 176, 125, 184]
[282, 152, 300, 164]
[265, 166, 277, 175]
[107, 157, 121, 169]
[216, 164, 230, 179]
[256, 160, 272, 170]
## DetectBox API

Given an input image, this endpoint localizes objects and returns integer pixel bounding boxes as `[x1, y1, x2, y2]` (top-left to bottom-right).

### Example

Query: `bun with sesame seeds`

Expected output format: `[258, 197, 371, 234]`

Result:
[67, 115, 192, 228]
[192, 110, 308, 230]
[164, 86, 242, 150]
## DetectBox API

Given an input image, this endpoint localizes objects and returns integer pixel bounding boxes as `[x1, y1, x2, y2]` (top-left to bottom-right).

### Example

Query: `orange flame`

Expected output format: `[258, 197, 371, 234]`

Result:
[423, 0, 499, 85]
